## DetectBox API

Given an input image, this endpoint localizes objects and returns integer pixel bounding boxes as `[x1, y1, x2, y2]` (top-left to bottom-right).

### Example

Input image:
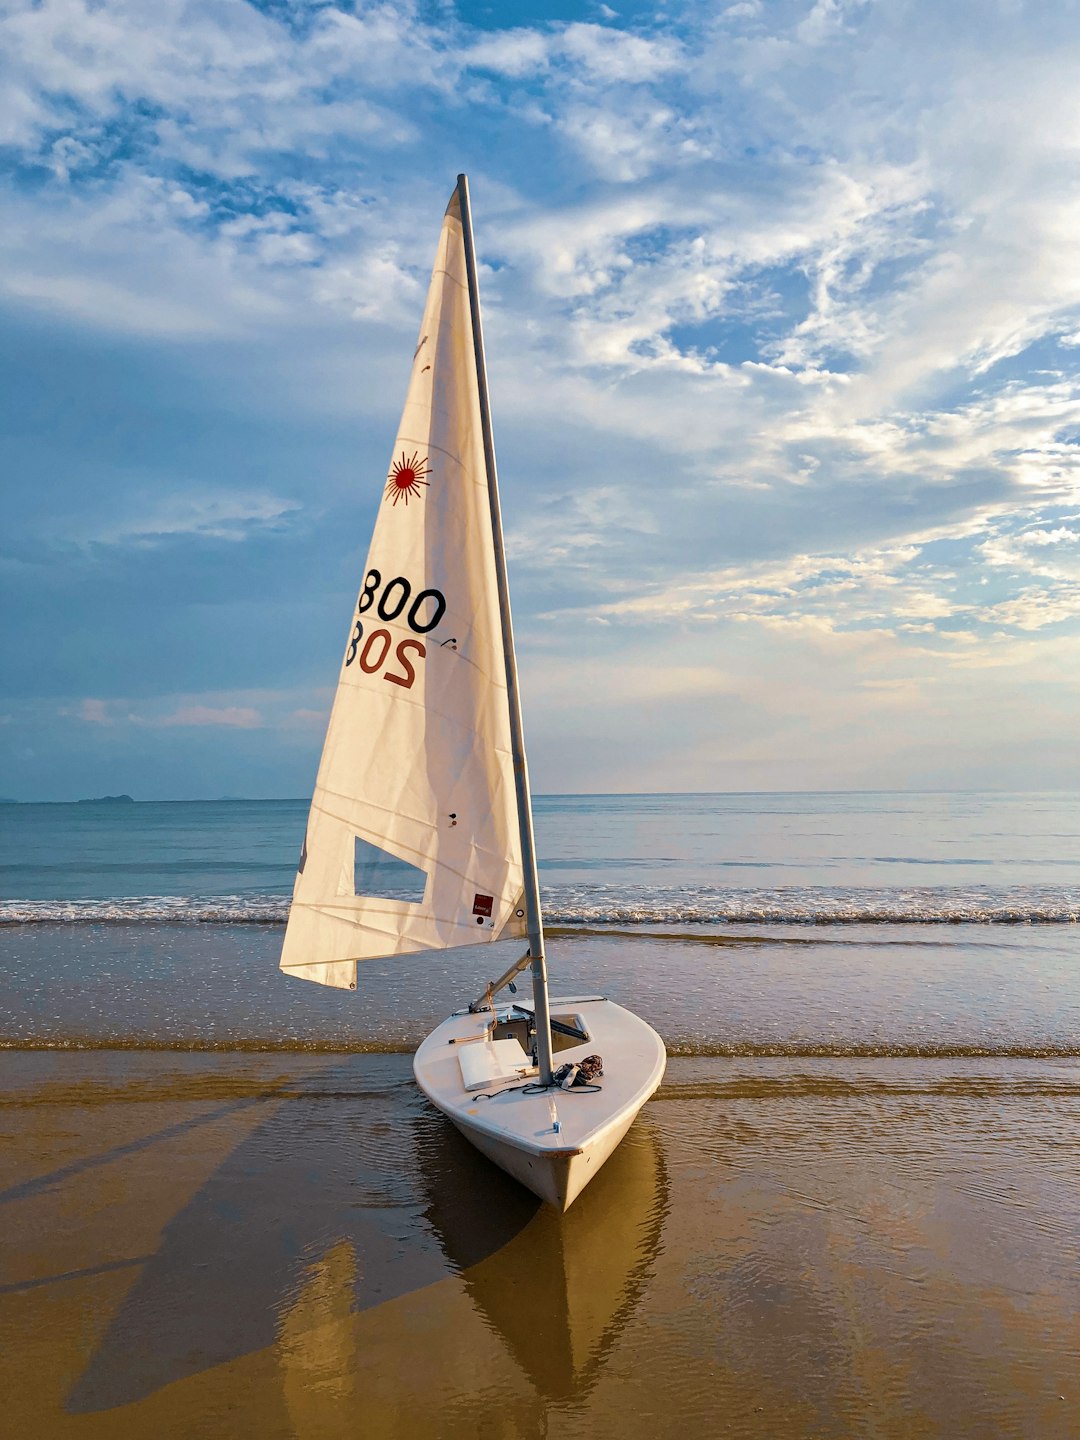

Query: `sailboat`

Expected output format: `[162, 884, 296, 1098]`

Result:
[280, 174, 666, 1211]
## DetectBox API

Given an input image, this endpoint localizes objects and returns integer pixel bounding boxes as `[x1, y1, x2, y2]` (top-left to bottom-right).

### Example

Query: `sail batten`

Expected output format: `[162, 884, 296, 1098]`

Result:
[280, 190, 526, 991]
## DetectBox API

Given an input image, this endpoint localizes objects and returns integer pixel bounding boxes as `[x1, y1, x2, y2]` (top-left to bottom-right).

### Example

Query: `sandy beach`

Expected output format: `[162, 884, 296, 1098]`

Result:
[3, 796, 1078, 1434]
[2, 1049, 1077, 1438]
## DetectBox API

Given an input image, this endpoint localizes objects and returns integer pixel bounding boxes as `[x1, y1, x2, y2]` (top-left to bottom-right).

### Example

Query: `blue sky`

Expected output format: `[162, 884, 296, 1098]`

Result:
[2, 0, 1080, 799]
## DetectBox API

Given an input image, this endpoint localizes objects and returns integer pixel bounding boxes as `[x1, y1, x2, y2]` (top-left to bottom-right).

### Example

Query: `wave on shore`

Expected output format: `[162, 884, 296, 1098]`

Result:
[3, 884, 1079, 926]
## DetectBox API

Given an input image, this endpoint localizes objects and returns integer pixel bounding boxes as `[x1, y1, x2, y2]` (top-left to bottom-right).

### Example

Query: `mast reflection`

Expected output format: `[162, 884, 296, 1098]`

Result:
[418, 1106, 669, 1402]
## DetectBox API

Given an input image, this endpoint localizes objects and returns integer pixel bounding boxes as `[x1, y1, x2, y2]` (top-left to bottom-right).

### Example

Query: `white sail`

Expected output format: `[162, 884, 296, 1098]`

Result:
[281, 189, 527, 990]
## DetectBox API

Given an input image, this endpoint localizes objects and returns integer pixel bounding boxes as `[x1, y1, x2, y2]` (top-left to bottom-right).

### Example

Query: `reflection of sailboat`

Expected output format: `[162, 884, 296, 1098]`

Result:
[61, 1061, 568, 1423]
[64, 1059, 455, 1412]
[419, 1105, 669, 1400]
[278, 1240, 361, 1432]
[281, 174, 665, 1209]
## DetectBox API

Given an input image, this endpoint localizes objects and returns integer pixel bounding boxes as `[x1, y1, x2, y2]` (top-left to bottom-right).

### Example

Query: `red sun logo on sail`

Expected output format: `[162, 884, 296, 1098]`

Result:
[385, 452, 431, 506]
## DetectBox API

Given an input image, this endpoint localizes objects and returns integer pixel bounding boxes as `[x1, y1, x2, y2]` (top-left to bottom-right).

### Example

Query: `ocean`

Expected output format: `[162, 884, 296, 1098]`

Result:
[2, 793, 1079, 1435]
[1, 791, 1079, 1053]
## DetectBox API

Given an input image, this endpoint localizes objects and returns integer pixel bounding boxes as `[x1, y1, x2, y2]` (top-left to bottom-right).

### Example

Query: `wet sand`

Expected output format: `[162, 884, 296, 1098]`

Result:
[2, 1050, 1078, 1438]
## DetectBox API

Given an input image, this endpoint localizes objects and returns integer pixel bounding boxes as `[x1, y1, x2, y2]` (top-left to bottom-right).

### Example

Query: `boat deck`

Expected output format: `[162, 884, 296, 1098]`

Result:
[413, 996, 666, 1209]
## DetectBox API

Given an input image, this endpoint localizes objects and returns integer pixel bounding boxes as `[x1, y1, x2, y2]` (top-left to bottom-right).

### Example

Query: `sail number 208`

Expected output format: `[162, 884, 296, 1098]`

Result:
[344, 569, 446, 689]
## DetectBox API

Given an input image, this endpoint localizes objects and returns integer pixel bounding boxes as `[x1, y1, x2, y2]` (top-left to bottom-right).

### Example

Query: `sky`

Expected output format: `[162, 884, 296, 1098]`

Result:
[2, 0, 1080, 800]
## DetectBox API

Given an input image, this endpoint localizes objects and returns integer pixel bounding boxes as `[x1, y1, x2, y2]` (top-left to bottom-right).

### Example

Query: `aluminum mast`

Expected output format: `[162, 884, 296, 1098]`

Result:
[455, 172, 555, 1086]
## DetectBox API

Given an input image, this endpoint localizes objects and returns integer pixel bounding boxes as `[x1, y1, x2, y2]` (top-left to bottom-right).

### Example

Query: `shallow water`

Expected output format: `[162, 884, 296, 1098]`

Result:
[2, 920, 1079, 1057]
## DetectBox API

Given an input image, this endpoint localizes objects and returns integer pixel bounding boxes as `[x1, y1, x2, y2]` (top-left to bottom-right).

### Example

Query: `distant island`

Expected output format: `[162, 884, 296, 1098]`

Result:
[76, 794, 136, 805]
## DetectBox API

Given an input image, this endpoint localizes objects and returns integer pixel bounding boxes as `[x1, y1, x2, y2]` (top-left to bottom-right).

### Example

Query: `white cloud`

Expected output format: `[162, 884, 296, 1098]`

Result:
[61, 688, 334, 733]
[0, 0, 431, 165]
[980, 589, 1080, 631]
[796, 0, 866, 46]
[558, 23, 682, 83]
[980, 523, 1080, 579]
[465, 21, 681, 84]
[0, 174, 287, 336]
[150, 705, 263, 729]
[68, 697, 263, 728]
[85, 492, 301, 548]
[466, 28, 551, 77]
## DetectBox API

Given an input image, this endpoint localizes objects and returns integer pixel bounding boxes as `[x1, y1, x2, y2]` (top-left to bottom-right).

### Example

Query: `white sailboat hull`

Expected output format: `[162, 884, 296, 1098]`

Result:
[413, 996, 666, 1212]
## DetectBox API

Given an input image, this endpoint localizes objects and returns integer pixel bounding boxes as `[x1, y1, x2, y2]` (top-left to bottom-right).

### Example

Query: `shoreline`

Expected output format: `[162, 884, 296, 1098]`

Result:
[5, 1039, 1080, 1058]
[3, 919, 1078, 1057]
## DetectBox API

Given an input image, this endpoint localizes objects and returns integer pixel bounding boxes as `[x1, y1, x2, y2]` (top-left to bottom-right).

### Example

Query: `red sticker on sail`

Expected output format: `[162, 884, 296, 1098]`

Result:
[385, 451, 431, 506]
[472, 893, 494, 917]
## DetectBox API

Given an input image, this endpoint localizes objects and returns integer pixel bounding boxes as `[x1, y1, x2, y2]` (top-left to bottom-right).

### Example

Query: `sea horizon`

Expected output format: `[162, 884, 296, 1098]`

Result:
[6, 785, 1080, 805]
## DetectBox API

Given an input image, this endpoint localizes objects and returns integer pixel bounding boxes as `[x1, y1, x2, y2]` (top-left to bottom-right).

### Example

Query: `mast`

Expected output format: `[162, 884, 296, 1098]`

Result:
[456, 172, 555, 1086]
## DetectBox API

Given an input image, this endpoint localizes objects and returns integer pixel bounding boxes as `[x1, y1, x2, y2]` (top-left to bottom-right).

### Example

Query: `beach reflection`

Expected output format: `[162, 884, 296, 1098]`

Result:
[61, 1056, 669, 1420]
[419, 1111, 669, 1402]
[277, 1240, 362, 1432]
[63, 1057, 460, 1412]
[272, 1106, 668, 1435]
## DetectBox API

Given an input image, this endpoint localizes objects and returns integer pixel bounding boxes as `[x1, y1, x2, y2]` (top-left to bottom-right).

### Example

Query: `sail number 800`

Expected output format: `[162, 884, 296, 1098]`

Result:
[356, 569, 445, 633]
[344, 569, 446, 687]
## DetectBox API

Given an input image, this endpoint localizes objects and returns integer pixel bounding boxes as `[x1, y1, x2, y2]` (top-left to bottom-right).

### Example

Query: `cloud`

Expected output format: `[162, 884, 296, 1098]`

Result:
[86, 493, 302, 548]
[465, 21, 681, 83]
[980, 589, 1080, 632]
[68, 696, 267, 729]
[979, 521, 1080, 581]
[150, 705, 263, 729]
[284, 707, 329, 730]
[465, 28, 552, 77]
[0, 0, 430, 162]
[558, 23, 683, 83]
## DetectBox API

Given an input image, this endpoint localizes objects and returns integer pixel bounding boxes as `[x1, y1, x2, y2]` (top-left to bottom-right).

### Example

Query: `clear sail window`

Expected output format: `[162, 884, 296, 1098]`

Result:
[354, 837, 428, 903]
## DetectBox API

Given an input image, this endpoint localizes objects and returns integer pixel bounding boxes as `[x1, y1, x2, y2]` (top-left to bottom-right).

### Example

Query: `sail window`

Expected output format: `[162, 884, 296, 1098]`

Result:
[353, 837, 427, 903]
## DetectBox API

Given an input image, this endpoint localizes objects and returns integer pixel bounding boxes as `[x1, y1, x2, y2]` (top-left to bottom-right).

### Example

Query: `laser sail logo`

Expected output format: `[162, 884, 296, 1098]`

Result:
[385, 451, 431, 506]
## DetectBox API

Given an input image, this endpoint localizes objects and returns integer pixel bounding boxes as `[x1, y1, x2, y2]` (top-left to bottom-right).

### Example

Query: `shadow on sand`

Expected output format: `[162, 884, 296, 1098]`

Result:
[67, 1056, 667, 1413]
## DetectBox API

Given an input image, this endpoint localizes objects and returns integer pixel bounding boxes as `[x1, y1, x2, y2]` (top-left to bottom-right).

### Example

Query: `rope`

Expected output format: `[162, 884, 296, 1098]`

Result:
[474, 1080, 603, 1100]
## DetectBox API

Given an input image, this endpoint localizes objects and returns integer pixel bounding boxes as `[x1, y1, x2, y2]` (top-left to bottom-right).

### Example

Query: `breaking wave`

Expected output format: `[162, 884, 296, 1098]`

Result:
[2, 884, 1079, 925]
